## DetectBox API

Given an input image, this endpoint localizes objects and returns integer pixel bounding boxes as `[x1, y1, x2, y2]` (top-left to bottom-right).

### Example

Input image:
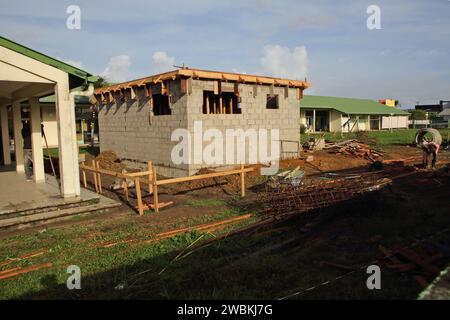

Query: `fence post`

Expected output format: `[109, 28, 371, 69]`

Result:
[96, 160, 103, 193]
[240, 164, 245, 197]
[152, 166, 159, 213]
[135, 177, 144, 216]
[122, 169, 129, 201]
[91, 160, 98, 193]
[147, 160, 153, 195]
[82, 161, 87, 188]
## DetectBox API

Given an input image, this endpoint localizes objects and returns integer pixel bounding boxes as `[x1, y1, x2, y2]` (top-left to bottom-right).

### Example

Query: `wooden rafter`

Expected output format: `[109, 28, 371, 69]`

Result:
[94, 68, 309, 96]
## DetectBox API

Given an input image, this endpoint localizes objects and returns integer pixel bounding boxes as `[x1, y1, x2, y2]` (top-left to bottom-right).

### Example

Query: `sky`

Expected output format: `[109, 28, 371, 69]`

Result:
[1, 0, 449, 107]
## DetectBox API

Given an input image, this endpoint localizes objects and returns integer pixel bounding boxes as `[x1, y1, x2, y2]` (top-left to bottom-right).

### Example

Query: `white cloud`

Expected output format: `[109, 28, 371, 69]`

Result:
[101, 55, 131, 83]
[150, 51, 175, 74]
[62, 59, 83, 69]
[260, 45, 308, 80]
[231, 68, 247, 74]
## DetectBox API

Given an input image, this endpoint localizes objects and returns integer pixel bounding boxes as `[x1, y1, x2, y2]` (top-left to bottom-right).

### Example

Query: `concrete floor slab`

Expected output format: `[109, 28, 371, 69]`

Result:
[0, 167, 99, 215]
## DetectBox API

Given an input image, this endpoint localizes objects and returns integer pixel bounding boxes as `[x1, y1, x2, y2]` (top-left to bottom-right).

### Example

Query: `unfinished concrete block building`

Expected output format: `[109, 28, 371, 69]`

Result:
[94, 68, 309, 177]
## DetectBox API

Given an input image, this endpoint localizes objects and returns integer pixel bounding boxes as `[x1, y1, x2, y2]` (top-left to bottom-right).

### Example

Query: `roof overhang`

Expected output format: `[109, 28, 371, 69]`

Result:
[95, 68, 310, 95]
[0, 36, 95, 90]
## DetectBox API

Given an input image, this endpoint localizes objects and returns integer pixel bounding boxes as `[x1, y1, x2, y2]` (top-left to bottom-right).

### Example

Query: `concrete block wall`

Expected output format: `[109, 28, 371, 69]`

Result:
[99, 78, 301, 177]
[186, 80, 300, 175]
[98, 79, 190, 177]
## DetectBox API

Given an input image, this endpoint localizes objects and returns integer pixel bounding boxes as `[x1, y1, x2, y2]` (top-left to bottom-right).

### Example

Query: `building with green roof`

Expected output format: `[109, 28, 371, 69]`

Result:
[1, 35, 96, 199]
[300, 95, 410, 133]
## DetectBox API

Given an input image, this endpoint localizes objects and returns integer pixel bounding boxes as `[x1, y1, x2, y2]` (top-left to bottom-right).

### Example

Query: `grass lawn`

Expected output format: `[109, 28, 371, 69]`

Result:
[0, 204, 256, 299]
[44, 146, 98, 158]
[1, 170, 449, 299]
[306, 128, 450, 147]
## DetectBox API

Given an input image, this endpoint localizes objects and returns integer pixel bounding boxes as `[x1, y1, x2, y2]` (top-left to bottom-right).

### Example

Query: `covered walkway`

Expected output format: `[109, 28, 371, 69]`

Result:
[0, 36, 96, 199]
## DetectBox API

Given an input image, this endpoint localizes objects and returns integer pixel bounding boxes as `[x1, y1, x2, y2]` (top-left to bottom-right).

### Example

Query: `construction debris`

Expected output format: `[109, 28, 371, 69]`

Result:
[0, 262, 53, 280]
[268, 167, 305, 188]
[95, 150, 125, 171]
[378, 243, 449, 288]
[303, 136, 325, 151]
[324, 140, 382, 161]
[260, 175, 391, 217]
[99, 213, 254, 248]
[0, 249, 48, 267]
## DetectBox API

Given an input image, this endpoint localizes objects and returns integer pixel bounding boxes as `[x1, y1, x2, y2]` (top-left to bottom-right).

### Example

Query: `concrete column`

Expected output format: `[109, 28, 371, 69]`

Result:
[12, 101, 24, 173]
[1, 106, 11, 165]
[55, 77, 80, 198]
[29, 97, 45, 183]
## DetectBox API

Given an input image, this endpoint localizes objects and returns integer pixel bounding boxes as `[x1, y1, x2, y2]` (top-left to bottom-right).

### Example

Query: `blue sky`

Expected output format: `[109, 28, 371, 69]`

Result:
[1, 0, 449, 107]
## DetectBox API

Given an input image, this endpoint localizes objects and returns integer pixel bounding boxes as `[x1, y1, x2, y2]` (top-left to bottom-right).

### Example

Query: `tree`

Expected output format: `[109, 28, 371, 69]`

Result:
[410, 109, 427, 120]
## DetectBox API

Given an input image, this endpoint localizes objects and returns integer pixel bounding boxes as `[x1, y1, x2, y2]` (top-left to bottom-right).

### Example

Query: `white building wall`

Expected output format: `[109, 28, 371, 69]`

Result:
[381, 115, 409, 129]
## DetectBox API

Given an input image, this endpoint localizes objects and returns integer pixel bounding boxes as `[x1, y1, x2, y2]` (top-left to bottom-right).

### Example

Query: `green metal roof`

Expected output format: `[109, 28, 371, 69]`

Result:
[301, 95, 409, 116]
[0, 36, 97, 84]
[39, 95, 91, 105]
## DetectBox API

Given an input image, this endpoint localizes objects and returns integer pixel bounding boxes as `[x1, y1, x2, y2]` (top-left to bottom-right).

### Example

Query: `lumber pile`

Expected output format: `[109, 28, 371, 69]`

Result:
[324, 140, 382, 161]
[379, 243, 449, 288]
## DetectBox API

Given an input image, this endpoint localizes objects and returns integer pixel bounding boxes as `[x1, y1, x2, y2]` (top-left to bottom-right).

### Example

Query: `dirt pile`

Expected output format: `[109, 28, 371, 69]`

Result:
[95, 151, 126, 172]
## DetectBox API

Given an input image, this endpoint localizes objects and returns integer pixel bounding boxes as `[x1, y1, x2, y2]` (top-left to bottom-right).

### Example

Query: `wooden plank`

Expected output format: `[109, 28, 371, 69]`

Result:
[91, 160, 98, 193]
[0, 249, 48, 267]
[82, 162, 87, 188]
[180, 78, 187, 94]
[137, 201, 173, 211]
[213, 80, 219, 95]
[96, 160, 102, 194]
[0, 262, 53, 280]
[206, 93, 210, 114]
[122, 169, 129, 201]
[240, 164, 245, 197]
[152, 167, 159, 213]
[229, 96, 233, 114]
[187, 77, 193, 94]
[147, 160, 153, 194]
[135, 177, 144, 216]
[396, 248, 440, 276]
[156, 167, 254, 186]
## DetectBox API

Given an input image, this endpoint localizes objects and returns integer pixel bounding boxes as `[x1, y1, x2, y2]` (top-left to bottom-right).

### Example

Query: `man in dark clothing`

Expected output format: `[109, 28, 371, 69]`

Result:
[21, 121, 33, 180]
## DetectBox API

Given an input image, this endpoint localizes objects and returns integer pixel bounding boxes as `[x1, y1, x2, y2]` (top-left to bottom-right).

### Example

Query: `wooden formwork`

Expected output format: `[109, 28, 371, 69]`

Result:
[80, 162, 253, 216]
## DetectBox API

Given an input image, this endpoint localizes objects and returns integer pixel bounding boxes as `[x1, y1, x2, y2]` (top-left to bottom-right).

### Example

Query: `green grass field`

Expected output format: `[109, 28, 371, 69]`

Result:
[307, 128, 450, 146]
[44, 146, 98, 158]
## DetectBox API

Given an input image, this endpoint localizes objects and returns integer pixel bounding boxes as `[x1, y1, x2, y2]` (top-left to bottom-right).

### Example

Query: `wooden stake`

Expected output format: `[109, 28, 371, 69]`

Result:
[135, 177, 144, 216]
[96, 160, 103, 193]
[152, 166, 159, 213]
[240, 164, 245, 197]
[147, 160, 153, 194]
[91, 160, 98, 193]
[122, 169, 129, 201]
[82, 162, 87, 188]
